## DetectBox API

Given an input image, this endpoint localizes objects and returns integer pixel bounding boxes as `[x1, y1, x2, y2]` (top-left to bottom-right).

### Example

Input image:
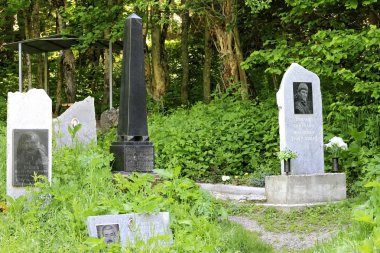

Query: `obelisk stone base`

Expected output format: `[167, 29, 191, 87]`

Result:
[110, 141, 154, 173]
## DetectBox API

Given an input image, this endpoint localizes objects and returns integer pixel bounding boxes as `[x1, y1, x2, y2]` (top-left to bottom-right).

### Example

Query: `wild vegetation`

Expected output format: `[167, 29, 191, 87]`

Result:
[0, 0, 379, 252]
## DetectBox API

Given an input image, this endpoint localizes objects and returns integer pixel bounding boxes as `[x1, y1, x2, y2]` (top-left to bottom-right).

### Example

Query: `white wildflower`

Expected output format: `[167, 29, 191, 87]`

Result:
[71, 118, 80, 128]
[325, 136, 348, 157]
[222, 175, 230, 182]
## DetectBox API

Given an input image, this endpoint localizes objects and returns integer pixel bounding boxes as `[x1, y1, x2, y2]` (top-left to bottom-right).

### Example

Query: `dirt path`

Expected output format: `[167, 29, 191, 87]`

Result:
[228, 216, 334, 251]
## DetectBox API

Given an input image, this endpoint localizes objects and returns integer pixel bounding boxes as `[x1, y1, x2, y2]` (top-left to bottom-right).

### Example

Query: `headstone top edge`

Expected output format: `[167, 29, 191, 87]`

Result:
[8, 88, 49, 97]
[127, 13, 141, 19]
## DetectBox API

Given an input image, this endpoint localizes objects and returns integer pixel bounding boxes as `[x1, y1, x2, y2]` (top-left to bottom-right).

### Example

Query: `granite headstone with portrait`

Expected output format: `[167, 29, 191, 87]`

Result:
[265, 63, 346, 208]
[7, 89, 52, 199]
[276, 63, 324, 175]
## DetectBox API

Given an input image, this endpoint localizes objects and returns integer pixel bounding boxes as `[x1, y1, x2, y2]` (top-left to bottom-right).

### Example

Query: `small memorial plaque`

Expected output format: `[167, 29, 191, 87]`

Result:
[87, 212, 172, 248]
[13, 129, 49, 186]
[96, 224, 120, 244]
[293, 82, 313, 114]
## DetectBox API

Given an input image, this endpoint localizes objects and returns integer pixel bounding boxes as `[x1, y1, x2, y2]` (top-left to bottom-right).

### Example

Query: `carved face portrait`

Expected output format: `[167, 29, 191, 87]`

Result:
[96, 224, 120, 244]
[293, 82, 313, 114]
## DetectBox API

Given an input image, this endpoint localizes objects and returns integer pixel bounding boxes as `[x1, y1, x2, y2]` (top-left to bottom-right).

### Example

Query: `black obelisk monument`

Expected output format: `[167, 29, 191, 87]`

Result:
[110, 14, 154, 173]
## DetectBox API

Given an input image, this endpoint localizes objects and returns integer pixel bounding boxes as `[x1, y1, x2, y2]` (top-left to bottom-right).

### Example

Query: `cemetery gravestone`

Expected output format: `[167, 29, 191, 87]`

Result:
[53, 96, 97, 148]
[7, 89, 52, 198]
[110, 14, 154, 173]
[265, 63, 346, 208]
[87, 212, 172, 247]
[276, 63, 324, 175]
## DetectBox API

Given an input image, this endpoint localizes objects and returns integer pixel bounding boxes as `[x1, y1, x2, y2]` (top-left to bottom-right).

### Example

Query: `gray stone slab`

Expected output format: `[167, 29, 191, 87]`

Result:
[53, 96, 97, 148]
[198, 183, 266, 202]
[100, 107, 119, 131]
[198, 183, 265, 195]
[265, 173, 346, 205]
[87, 212, 172, 248]
[277, 63, 324, 175]
[7, 89, 52, 198]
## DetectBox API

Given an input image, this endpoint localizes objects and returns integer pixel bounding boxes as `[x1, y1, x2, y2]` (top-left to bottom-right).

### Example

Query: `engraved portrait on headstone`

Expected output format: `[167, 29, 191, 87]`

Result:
[13, 129, 49, 186]
[96, 224, 120, 244]
[293, 82, 313, 114]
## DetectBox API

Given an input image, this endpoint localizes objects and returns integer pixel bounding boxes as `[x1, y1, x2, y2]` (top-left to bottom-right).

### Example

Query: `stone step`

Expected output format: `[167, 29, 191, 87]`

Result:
[198, 183, 266, 202]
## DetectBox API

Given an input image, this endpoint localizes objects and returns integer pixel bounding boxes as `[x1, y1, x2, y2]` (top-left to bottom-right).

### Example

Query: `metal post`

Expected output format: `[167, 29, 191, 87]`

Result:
[18, 42, 22, 92]
[109, 40, 113, 109]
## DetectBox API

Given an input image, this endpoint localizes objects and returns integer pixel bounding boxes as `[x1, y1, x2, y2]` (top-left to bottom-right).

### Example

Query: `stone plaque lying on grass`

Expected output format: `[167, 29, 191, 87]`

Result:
[87, 212, 172, 248]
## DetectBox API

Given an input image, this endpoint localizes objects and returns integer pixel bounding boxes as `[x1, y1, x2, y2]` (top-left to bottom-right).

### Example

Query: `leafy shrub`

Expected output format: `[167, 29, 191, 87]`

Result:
[149, 96, 279, 183]
[0, 130, 268, 252]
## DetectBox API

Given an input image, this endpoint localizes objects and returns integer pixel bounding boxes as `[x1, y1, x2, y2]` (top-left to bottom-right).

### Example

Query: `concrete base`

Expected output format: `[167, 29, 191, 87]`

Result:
[198, 183, 266, 202]
[265, 173, 346, 205]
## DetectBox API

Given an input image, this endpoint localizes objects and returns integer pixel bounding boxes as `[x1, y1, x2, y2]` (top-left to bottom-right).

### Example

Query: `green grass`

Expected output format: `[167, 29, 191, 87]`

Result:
[224, 199, 358, 234]
[219, 221, 274, 253]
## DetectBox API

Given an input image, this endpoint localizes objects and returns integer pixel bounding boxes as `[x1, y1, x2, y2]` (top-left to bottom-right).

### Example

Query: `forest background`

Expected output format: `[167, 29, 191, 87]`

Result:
[0, 0, 379, 189]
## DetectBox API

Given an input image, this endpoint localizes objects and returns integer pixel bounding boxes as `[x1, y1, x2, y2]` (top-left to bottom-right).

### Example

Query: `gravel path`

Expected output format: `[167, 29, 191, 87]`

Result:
[228, 216, 334, 251]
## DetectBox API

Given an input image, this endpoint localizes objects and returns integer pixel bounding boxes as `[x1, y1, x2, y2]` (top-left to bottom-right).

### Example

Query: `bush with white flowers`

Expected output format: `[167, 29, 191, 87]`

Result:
[325, 136, 348, 157]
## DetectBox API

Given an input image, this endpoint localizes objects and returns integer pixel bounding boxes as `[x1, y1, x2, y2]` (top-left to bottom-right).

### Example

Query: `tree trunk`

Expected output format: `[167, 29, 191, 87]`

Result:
[151, 25, 166, 101]
[103, 46, 111, 108]
[54, 55, 63, 116]
[26, 54, 32, 89]
[203, 25, 212, 104]
[50, 0, 77, 104]
[149, 0, 171, 102]
[63, 49, 76, 103]
[210, 0, 249, 99]
[180, 0, 190, 105]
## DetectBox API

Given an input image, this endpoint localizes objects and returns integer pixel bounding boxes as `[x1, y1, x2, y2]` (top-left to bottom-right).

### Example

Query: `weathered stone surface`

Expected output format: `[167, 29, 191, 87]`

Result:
[100, 107, 119, 131]
[87, 212, 172, 248]
[7, 89, 52, 198]
[53, 96, 97, 148]
[265, 174, 346, 204]
[277, 63, 324, 175]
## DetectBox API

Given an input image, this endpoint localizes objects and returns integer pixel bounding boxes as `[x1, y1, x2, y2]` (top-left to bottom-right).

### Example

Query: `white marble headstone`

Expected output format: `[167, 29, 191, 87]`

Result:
[277, 63, 324, 175]
[7, 89, 52, 198]
[87, 212, 172, 248]
[53, 96, 97, 148]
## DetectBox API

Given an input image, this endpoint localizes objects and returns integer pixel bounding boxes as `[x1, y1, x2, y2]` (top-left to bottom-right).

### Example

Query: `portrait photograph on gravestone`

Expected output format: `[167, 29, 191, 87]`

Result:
[293, 82, 313, 114]
[13, 129, 49, 186]
[96, 224, 120, 244]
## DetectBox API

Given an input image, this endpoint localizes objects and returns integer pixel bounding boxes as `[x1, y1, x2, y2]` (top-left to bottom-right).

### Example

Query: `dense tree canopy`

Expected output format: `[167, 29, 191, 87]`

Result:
[0, 0, 378, 114]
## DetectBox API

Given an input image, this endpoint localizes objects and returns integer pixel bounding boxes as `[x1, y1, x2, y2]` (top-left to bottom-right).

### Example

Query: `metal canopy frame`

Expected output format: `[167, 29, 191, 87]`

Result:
[4, 35, 123, 109]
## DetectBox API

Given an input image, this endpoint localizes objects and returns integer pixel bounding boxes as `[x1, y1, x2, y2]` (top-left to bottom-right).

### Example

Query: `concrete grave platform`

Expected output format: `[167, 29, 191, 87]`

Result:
[265, 173, 346, 206]
[198, 183, 266, 202]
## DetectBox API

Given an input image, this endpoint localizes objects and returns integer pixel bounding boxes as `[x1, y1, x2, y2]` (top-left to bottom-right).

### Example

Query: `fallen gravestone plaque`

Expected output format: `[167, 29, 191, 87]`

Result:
[87, 212, 172, 248]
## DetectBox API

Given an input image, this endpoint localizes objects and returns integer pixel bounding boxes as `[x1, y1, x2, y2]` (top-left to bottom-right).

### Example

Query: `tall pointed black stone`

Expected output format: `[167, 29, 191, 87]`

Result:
[110, 14, 154, 173]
